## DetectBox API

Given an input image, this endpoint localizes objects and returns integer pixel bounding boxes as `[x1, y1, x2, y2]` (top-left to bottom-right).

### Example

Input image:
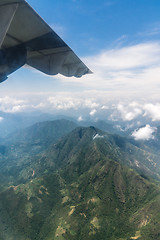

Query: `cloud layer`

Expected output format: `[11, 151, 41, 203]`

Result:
[0, 95, 160, 125]
[143, 103, 160, 121]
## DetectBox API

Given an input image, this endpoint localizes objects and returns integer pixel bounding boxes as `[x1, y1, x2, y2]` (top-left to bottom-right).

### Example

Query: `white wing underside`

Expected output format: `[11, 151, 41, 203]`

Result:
[0, 0, 91, 78]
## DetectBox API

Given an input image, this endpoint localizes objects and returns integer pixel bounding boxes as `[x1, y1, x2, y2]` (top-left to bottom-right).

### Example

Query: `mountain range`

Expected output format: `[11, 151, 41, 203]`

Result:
[0, 119, 160, 239]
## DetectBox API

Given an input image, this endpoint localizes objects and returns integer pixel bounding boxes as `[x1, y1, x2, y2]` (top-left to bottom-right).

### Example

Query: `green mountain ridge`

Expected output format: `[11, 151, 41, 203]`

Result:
[4, 119, 77, 149]
[41, 126, 160, 182]
[0, 119, 77, 186]
[0, 123, 160, 239]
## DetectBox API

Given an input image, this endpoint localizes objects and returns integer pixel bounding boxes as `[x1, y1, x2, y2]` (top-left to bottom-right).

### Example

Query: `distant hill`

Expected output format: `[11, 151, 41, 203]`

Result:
[5, 119, 77, 148]
[0, 125, 160, 239]
[0, 119, 77, 186]
[0, 111, 59, 138]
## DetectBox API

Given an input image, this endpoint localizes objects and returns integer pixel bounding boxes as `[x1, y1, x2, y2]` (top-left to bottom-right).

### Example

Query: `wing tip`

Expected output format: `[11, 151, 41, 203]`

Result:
[75, 68, 93, 78]
[0, 74, 8, 83]
[88, 69, 93, 74]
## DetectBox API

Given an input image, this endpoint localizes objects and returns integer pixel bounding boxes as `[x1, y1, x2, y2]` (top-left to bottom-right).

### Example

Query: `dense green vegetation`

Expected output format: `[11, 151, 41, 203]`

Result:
[0, 120, 160, 239]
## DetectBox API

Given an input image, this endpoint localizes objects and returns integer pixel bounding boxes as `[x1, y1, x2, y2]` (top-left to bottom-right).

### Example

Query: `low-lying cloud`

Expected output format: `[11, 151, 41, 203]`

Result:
[90, 109, 97, 116]
[110, 101, 160, 122]
[0, 94, 160, 130]
[0, 96, 28, 113]
[131, 125, 157, 141]
[143, 103, 160, 121]
[116, 103, 142, 121]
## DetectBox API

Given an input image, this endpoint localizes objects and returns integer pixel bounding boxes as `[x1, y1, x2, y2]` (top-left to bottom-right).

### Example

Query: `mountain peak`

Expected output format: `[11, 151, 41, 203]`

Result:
[70, 126, 105, 141]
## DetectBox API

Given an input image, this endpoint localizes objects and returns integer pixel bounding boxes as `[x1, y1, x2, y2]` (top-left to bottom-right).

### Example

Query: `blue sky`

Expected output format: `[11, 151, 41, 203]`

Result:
[27, 0, 160, 55]
[1, 0, 160, 128]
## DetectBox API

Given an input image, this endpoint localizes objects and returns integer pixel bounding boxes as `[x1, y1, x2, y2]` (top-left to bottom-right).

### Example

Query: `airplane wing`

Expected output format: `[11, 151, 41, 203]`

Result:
[0, 0, 91, 78]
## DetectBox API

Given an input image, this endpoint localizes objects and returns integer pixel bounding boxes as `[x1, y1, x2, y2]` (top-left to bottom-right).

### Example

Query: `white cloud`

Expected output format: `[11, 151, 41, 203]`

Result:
[110, 101, 160, 122]
[84, 99, 99, 109]
[7, 105, 28, 113]
[90, 109, 97, 116]
[47, 95, 100, 112]
[131, 125, 157, 141]
[55, 42, 160, 99]
[143, 103, 160, 121]
[116, 103, 142, 121]
[101, 105, 109, 110]
[32, 102, 46, 110]
[0, 96, 24, 105]
[129, 102, 140, 108]
[0, 96, 28, 113]
[87, 43, 160, 70]
[48, 96, 79, 110]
